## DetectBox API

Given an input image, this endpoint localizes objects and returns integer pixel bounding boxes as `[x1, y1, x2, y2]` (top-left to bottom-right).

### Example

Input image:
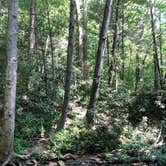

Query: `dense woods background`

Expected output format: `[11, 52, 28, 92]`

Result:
[0, 0, 166, 165]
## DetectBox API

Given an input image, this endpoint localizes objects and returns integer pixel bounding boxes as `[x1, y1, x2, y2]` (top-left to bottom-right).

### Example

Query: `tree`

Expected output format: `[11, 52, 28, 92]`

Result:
[135, 49, 140, 91]
[75, 0, 83, 67]
[149, 0, 161, 90]
[45, 0, 56, 98]
[108, 0, 120, 88]
[87, 0, 112, 115]
[159, 9, 163, 87]
[82, 0, 88, 82]
[29, 0, 37, 54]
[0, 0, 18, 164]
[120, 0, 125, 80]
[56, 0, 75, 131]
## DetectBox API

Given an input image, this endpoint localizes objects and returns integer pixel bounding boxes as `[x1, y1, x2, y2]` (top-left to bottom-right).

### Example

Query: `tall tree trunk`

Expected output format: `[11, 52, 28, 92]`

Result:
[87, 0, 112, 113]
[0, 1, 2, 14]
[149, 0, 160, 90]
[108, 0, 120, 88]
[45, 0, 56, 97]
[56, 0, 75, 131]
[41, 35, 49, 95]
[120, 0, 125, 80]
[29, 0, 37, 54]
[82, 0, 88, 82]
[0, 0, 18, 164]
[127, 45, 132, 80]
[135, 49, 140, 91]
[159, 10, 163, 87]
[75, 0, 83, 68]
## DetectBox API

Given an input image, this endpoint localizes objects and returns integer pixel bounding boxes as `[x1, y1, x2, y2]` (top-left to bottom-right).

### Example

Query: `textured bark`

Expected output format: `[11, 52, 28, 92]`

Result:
[29, 0, 37, 54]
[0, 0, 18, 164]
[45, 0, 55, 97]
[56, 0, 75, 131]
[135, 49, 140, 91]
[127, 46, 132, 79]
[0, 1, 2, 14]
[41, 36, 49, 95]
[87, 0, 112, 111]
[159, 10, 163, 87]
[82, 0, 88, 81]
[150, 0, 160, 90]
[75, 0, 83, 67]
[120, 0, 125, 80]
[108, 0, 120, 88]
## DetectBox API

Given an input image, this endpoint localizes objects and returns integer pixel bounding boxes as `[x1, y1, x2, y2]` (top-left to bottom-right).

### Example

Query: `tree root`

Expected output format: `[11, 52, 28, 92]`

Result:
[1, 153, 31, 166]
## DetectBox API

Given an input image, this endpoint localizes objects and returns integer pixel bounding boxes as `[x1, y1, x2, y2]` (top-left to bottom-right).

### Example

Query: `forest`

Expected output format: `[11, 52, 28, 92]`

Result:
[0, 0, 166, 165]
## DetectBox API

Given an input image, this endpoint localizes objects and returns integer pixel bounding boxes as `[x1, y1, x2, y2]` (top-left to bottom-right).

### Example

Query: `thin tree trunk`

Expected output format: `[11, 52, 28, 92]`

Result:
[29, 0, 37, 54]
[87, 0, 112, 113]
[120, 0, 125, 80]
[0, 0, 18, 164]
[159, 10, 163, 87]
[0, 1, 2, 14]
[45, 0, 56, 97]
[56, 0, 75, 131]
[75, 0, 83, 68]
[128, 46, 132, 80]
[135, 49, 140, 91]
[41, 36, 49, 95]
[108, 0, 120, 88]
[82, 0, 88, 82]
[141, 53, 148, 77]
[149, 0, 160, 90]
[107, 37, 110, 82]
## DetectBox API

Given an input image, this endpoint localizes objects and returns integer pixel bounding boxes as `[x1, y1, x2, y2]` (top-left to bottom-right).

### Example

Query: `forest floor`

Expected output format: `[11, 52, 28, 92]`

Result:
[20, 101, 162, 166]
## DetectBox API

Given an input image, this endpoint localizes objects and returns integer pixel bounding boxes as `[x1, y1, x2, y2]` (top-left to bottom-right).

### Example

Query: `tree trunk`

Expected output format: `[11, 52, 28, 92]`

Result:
[41, 35, 49, 95]
[29, 0, 37, 54]
[82, 0, 88, 82]
[149, 0, 160, 90]
[108, 0, 120, 88]
[127, 45, 132, 80]
[75, 0, 83, 68]
[56, 0, 75, 131]
[135, 49, 140, 91]
[120, 0, 125, 80]
[0, 0, 18, 164]
[0, 1, 2, 14]
[87, 0, 112, 112]
[45, 0, 56, 98]
[159, 10, 163, 87]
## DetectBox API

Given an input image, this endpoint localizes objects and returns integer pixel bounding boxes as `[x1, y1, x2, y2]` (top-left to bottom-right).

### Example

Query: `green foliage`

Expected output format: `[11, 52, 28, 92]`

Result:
[48, 128, 77, 157]
[31, 152, 48, 164]
[79, 123, 122, 153]
[151, 145, 166, 165]
[0, 0, 166, 163]
[14, 138, 25, 153]
[14, 93, 58, 153]
[128, 91, 166, 125]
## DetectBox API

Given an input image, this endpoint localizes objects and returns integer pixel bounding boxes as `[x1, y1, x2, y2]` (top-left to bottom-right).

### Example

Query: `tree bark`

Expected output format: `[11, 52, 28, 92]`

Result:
[159, 10, 163, 87]
[0, 0, 18, 164]
[29, 0, 37, 54]
[108, 0, 120, 88]
[45, 0, 56, 97]
[75, 0, 83, 68]
[120, 0, 125, 80]
[135, 49, 140, 91]
[149, 0, 160, 90]
[56, 0, 75, 131]
[87, 0, 112, 112]
[127, 45, 132, 80]
[82, 0, 88, 82]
